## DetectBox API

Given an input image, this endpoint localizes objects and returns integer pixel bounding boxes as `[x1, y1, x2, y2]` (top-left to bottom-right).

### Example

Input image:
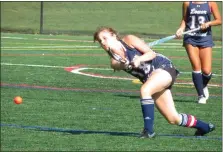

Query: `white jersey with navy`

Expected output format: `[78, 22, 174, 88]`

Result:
[184, 2, 214, 47]
[120, 40, 178, 83]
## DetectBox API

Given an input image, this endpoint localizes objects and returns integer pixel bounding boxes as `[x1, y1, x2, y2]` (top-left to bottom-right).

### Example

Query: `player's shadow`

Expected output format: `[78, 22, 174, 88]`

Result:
[38, 128, 139, 137]
[173, 96, 198, 103]
[36, 128, 222, 141]
[114, 94, 139, 99]
[115, 94, 195, 103]
[2, 123, 220, 140]
[173, 99, 195, 103]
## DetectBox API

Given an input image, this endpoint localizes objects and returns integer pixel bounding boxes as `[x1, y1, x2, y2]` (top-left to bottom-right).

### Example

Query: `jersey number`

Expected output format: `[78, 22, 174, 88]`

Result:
[190, 15, 206, 29]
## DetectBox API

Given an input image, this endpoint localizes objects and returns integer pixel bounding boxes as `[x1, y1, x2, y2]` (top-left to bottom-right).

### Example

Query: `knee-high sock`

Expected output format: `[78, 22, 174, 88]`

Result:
[178, 113, 210, 132]
[140, 98, 154, 134]
[202, 73, 212, 87]
[192, 71, 204, 97]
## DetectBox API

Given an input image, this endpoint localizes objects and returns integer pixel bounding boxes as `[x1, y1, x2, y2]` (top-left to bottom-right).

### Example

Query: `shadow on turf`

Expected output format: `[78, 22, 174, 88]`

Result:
[1, 123, 222, 140]
[173, 99, 196, 103]
[41, 129, 140, 137]
[114, 94, 139, 99]
[34, 128, 223, 141]
[115, 94, 195, 103]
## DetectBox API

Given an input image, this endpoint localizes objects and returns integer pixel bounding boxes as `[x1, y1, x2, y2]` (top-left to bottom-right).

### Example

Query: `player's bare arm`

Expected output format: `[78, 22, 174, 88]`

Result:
[208, 2, 222, 26]
[176, 2, 189, 37]
[110, 58, 125, 71]
[123, 35, 156, 67]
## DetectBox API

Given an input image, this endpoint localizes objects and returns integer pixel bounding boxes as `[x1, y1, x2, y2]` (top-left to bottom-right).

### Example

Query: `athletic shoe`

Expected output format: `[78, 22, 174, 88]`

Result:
[194, 123, 215, 136]
[139, 128, 156, 138]
[203, 86, 209, 100]
[198, 96, 207, 104]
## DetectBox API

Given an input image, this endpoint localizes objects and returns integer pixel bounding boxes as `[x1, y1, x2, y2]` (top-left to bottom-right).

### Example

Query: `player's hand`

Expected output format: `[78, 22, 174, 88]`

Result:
[200, 23, 210, 30]
[132, 55, 141, 68]
[110, 58, 125, 71]
[175, 28, 184, 38]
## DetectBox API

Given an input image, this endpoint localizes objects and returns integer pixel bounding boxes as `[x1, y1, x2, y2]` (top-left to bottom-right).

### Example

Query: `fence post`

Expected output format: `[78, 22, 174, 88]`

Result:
[40, 2, 44, 34]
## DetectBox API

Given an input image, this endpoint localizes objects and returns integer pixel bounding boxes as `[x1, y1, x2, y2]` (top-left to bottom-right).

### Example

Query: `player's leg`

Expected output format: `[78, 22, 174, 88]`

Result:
[185, 44, 206, 103]
[139, 69, 172, 138]
[153, 89, 215, 136]
[200, 47, 212, 100]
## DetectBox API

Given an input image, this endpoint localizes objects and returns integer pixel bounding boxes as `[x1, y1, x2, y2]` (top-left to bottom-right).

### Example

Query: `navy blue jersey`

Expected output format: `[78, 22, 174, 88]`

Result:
[120, 40, 177, 83]
[184, 2, 214, 47]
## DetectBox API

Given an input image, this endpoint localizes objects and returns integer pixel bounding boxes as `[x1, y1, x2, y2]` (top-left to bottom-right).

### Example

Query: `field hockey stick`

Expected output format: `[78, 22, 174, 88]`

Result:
[109, 27, 200, 60]
[107, 27, 200, 69]
[148, 27, 201, 47]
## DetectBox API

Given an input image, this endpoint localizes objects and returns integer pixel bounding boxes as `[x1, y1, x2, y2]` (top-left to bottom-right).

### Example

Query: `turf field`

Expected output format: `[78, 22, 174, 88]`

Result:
[1, 32, 222, 151]
[1, 2, 222, 38]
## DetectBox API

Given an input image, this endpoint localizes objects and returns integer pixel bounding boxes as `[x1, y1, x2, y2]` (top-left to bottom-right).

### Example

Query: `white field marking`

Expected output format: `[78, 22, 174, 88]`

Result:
[1, 45, 220, 53]
[1, 46, 99, 49]
[37, 38, 93, 43]
[2, 36, 221, 50]
[3, 36, 222, 48]
[71, 68, 222, 87]
[1, 62, 222, 87]
[151, 48, 221, 53]
[2, 37, 27, 40]
[132, 80, 219, 88]
[152, 45, 222, 49]
[2, 42, 73, 46]
[1, 45, 220, 51]
[71, 67, 134, 80]
[2, 36, 93, 43]
[1, 62, 222, 77]
[1, 48, 102, 51]
[1, 47, 220, 53]
[1, 63, 65, 68]
[174, 82, 221, 87]
[179, 71, 221, 77]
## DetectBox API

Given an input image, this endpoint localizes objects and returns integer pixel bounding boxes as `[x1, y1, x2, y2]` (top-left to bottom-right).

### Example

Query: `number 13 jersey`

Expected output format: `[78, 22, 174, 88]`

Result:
[184, 2, 214, 47]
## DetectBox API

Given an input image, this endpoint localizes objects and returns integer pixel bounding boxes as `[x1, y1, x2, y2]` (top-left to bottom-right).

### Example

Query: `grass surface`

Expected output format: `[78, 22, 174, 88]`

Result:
[1, 1, 222, 38]
[1, 33, 222, 151]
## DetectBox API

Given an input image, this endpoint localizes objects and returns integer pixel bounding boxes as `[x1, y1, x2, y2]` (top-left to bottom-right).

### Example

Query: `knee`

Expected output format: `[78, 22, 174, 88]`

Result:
[140, 86, 152, 97]
[192, 66, 201, 72]
[166, 116, 180, 125]
[202, 68, 212, 75]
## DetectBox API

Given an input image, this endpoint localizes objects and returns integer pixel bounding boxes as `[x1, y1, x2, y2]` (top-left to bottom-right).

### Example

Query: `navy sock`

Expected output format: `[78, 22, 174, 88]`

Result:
[140, 98, 154, 134]
[192, 71, 204, 97]
[202, 73, 212, 87]
[195, 120, 210, 133]
[178, 113, 209, 132]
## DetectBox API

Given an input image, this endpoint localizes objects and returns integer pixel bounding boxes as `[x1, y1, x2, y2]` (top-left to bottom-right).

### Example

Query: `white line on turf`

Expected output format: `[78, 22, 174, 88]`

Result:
[1, 63, 65, 68]
[1, 62, 222, 87]
[2, 36, 221, 48]
[1, 46, 99, 49]
[2, 36, 94, 43]
[1, 62, 222, 77]
[2, 37, 27, 39]
[152, 46, 222, 48]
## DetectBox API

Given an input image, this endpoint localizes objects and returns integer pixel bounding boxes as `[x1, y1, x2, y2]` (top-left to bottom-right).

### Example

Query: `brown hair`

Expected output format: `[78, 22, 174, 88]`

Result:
[93, 26, 120, 42]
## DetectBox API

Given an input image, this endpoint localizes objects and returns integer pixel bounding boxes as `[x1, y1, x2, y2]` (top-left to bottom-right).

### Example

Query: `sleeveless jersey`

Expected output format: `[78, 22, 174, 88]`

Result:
[120, 40, 176, 83]
[184, 2, 214, 47]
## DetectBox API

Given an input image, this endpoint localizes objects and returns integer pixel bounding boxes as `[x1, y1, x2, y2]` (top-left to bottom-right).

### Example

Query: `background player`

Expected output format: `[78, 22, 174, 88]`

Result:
[175, 2, 222, 104]
[94, 26, 215, 138]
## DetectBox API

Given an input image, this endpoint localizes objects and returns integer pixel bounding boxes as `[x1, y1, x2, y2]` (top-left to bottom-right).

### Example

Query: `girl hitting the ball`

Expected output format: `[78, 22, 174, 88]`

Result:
[94, 26, 215, 138]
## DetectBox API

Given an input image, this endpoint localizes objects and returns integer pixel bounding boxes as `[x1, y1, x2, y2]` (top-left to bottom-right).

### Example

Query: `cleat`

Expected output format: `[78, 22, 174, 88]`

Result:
[203, 86, 209, 100]
[195, 123, 215, 136]
[139, 128, 156, 138]
[198, 96, 206, 104]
